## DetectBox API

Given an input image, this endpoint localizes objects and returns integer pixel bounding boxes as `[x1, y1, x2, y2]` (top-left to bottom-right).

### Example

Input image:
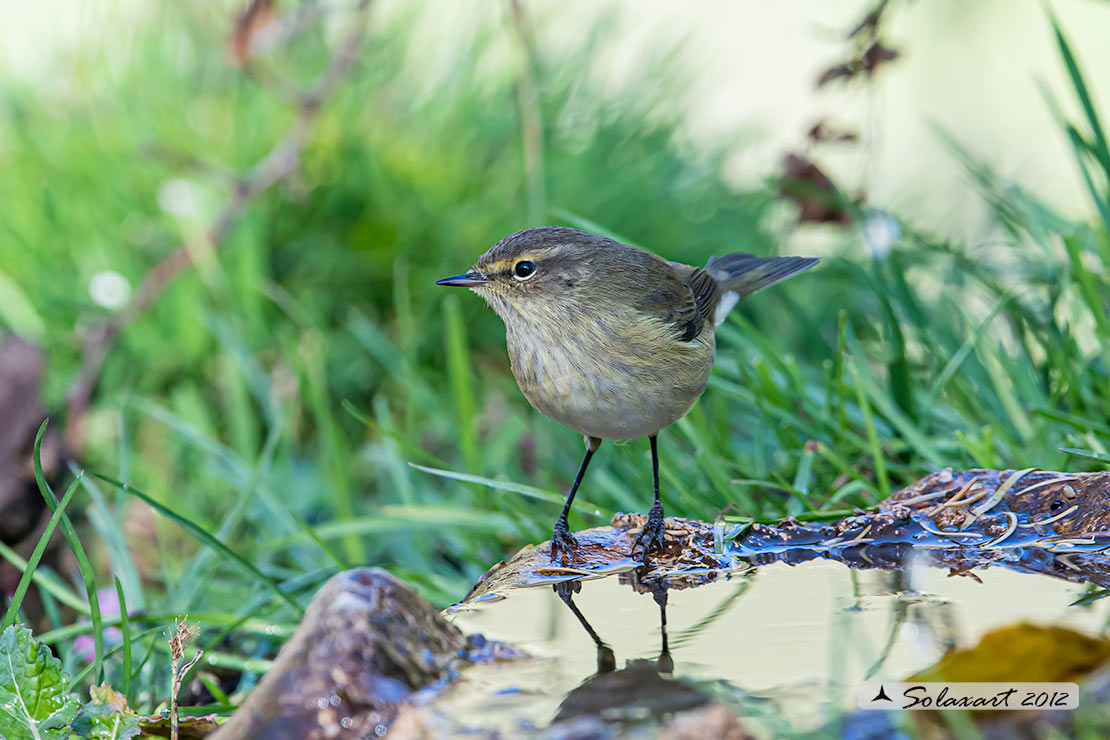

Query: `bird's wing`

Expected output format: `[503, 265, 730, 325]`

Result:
[635, 262, 719, 343]
[686, 266, 721, 326]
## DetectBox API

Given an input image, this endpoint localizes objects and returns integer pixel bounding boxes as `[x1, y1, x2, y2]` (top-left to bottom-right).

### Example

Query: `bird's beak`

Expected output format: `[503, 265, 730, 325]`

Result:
[436, 272, 489, 287]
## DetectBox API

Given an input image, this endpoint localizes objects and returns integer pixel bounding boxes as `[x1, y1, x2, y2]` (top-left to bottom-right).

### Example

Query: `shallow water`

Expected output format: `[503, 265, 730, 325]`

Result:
[440, 554, 1108, 736]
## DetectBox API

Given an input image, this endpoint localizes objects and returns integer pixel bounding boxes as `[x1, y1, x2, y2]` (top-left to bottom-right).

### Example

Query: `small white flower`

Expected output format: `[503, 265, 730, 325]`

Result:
[89, 270, 131, 310]
[157, 178, 203, 218]
[862, 209, 901, 259]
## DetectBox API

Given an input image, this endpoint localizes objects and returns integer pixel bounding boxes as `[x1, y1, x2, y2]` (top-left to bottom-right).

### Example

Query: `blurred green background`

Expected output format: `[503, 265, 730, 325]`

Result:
[2, 0, 1110, 709]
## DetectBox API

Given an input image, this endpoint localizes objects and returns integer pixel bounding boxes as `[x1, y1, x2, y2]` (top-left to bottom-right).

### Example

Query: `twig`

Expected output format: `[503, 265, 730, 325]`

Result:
[235, 0, 356, 62]
[918, 518, 989, 542]
[169, 619, 204, 740]
[536, 566, 600, 576]
[1019, 504, 1079, 529]
[981, 511, 1018, 548]
[926, 476, 979, 515]
[842, 523, 873, 546]
[936, 488, 989, 510]
[894, 490, 948, 507]
[1014, 474, 1082, 497]
[65, 0, 373, 452]
[960, 467, 1036, 530]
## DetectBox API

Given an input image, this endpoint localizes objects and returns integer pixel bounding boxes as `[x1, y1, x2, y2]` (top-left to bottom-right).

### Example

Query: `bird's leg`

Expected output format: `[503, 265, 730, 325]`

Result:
[650, 577, 674, 674]
[551, 436, 602, 563]
[553, 580, 616, 675]
[634, 435, 667, 562]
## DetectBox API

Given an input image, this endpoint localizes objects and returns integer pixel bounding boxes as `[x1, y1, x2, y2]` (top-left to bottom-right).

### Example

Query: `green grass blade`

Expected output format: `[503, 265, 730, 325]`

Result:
[443, 294, 480, 475]
[1064, 125, 1110, 230]
[849, 362, 889, 498]
[409, 462, 605, 512]
[115, 577, 132, 698]
[1, 471, 83, 631]
[300, 333, 359, 563]
[178, 420, 284, 609]
[199, 674, 231, 706]
[790, 443, 816, 516]
[88, 471, 304, 615]
[32, 420, 105, 683]
[929, 291, 1013, 401]
[1035, 407, 1110, 436]
[844, 327, 944, 468]
[1072, 587, 1110, 607]
[36, 611, 297, 646]
[0, 542, 89, 614]
[69, 625, 164, 688]
[342, 398, 449, 468]
[549, 207, 647, 249]
[1060, 447, 1110, 464]
[1052, 15, 1110, 175]
[133, 397, 348, 570]
[75, 466, 144, 610]
[200, 567, 335, 653]
[872, 263, 915, 421]
[300, 506, 521, 542]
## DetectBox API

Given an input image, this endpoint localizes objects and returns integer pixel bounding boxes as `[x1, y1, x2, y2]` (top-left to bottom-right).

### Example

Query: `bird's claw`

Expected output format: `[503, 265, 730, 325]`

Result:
[634, 502, 667, 563]
[550, 519, 579, 564]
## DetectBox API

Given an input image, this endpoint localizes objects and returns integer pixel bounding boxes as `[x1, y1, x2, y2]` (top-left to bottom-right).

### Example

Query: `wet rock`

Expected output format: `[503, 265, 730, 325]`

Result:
[465, 466, 1110, 604]
[467, 514, 726, 600]
[884, 467, 1110, 540]
[211, 568, 467, 740]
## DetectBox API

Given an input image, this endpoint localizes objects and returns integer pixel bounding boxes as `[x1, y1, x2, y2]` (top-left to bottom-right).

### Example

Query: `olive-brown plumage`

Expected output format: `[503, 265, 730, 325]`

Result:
[437, 226, 817, 561]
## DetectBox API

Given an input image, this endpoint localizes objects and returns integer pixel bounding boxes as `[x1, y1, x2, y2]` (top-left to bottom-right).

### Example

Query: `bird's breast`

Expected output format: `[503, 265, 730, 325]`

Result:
[504, 316, 715, 440]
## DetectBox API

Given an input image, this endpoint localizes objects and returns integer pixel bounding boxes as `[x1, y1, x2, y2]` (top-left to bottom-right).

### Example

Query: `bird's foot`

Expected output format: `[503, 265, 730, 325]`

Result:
[552, 578, 581, 603]
[634, 502, 667, 563]
[550, 518, 579, 564]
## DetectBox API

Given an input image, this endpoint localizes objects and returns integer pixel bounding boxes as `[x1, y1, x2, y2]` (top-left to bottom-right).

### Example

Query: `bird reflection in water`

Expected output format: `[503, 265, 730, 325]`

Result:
[551, 569, 710, 725]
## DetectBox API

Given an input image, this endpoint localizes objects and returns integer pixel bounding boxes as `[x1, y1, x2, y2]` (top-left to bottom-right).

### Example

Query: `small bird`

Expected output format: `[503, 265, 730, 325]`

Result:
[437, 227, 817, 562]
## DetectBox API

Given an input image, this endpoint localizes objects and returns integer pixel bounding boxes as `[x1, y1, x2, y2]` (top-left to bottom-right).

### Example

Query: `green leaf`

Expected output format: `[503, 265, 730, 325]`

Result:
[0, 624, 80, 740]
[72, 684, 142, 740]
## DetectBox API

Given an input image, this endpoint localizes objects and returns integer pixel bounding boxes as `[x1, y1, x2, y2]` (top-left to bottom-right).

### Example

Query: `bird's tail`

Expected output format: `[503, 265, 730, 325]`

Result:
[707, 253, 818, 297]
[706, 253, 818, 326]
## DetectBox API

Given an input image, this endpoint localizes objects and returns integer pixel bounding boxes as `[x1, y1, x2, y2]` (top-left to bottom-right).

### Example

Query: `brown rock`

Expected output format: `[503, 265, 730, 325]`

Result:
[211, 568, 467, 740]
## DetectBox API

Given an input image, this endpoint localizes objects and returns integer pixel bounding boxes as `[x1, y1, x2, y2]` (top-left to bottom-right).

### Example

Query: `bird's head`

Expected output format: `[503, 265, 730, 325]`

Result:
[436, 227, 615, 322]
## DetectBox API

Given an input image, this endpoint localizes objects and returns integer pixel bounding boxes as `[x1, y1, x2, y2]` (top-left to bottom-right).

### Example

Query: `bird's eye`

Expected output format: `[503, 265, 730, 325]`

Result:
[513, 260, 536, 280]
